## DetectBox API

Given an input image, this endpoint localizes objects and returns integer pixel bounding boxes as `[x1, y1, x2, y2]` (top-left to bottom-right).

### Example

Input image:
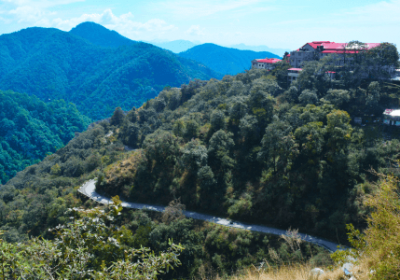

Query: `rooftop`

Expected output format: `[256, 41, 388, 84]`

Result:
[255, 58, 282, 64]
[288, 68, 303, 71]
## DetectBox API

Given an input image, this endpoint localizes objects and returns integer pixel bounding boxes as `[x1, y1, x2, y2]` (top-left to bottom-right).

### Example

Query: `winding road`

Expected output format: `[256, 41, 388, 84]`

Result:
[78, 179, 343, 252]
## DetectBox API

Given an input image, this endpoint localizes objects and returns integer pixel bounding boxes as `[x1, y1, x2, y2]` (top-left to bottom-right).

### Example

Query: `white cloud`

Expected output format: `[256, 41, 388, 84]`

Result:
[51, 9, 176, 39]
[186, 25, 205, 36]
[1, 0, 84, 9]
[0, 0, 177, 40]
[157, 0, 268, 19]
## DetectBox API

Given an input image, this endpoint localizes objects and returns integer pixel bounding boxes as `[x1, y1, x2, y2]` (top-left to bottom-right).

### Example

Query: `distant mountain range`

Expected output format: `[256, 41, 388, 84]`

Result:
[179, 43, 281, 75]
[148, 40, 201, 54]
[147, 40, 290, 57]
[228, 44, 290, 57]
[0, 22, 222, 120]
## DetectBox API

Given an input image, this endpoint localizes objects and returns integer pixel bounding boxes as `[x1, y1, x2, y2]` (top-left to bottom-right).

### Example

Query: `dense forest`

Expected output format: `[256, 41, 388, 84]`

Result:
[0, 42, 399, 278]
[0, 90, 90, 184]
[93, 42, 400, 243]
[0, 24, 222, 120]
[179, 43, 281, 75]
[0, 120, 329, 279]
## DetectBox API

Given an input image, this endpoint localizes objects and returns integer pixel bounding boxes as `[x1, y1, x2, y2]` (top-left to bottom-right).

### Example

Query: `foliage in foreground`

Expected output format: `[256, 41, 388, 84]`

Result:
[226, 174, 400, 280]
[331, 174, 400, 280]
[0, 197, 183, 279]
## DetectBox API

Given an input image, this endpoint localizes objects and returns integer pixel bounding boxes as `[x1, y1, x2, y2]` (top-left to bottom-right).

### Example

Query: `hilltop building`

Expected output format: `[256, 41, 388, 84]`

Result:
[287, 68, 302, 82]
[289, 41, 381, 68]
[251, 41, 396, 83]
[251, 58, 281, 70]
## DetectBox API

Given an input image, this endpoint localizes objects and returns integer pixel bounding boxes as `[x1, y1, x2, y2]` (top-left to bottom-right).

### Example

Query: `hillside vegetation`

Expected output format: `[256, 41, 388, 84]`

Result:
[95, 65, 400, 243]
[0, 25, 222, 120]
[179, 43, 281, 75]
[0, 120, 329, 279]
[0, 90, 90, 184]
[1, 43, 399, 278]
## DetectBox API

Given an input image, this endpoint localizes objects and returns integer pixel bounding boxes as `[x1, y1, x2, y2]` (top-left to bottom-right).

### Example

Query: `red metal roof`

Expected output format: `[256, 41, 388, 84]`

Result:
[256, 58, 281, 64]
[321, 42, 380, 53]
[326, 71, 336, 73]
[288, 68, 303, 71]
[300, 41, 381, 53]
[322, 50, 358, 54]
[303, 41, 332, 49]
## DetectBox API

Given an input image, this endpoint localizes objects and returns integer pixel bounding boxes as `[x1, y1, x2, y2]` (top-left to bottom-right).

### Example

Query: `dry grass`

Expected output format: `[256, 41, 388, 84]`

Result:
[104, 150, 142, 183]
[214, 258, 373, 280]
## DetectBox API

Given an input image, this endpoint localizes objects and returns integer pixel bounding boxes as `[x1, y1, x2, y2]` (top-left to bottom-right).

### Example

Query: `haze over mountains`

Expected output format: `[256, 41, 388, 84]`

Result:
[0, 22, 222, 120]
[149, 39, 290, 56]
[179, 43, 281, 75]
[148, 39, 200, 53]
[0, 22, 287, 121]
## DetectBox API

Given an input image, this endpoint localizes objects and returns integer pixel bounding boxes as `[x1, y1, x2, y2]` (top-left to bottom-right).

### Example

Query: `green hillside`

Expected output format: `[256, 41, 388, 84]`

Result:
[0, 26, 223, 120]
[0, 44, 399, 278]
[0, 90, 90, 184]
[179, 43, 281, 75]
[69, 21, 136, 48]
[0, 101, 328, 279]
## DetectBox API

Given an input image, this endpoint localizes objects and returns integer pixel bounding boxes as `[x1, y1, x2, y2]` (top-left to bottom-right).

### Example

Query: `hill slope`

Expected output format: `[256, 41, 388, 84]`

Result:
[69, 21, 136, 48]
[0, 90, 90, 184]
[0, 26, 222, 120]
[179, 43, 281, 75]
[4, 67, 399, 244]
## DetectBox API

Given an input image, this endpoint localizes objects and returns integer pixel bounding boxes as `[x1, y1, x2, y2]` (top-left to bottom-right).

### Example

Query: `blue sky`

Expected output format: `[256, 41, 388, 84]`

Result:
[0, 0, 398, 49]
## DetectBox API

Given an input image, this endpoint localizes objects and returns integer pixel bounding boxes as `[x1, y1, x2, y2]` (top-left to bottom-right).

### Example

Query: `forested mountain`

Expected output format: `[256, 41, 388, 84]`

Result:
[179, 43, 281, 75]
[0, 26, 222, 120]
[69, 21, 136, 48]
[0, 44, 398, 278]
[0, 105, 328, 279]
[0, 90, 90, 184]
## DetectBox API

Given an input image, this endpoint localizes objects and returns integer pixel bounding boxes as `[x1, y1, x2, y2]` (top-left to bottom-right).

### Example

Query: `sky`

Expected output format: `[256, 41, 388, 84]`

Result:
[0, 0, 398, 49]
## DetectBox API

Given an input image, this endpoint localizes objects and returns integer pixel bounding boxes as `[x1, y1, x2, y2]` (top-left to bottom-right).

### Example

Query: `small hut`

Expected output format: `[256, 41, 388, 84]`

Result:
[383, 109, 400, 126]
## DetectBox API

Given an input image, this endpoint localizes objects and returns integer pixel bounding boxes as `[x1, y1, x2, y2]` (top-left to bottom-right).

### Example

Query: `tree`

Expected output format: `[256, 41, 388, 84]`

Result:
[322, 89, 350, 108]
[258, 116, 296, 174]
[120, 122, 140, 147]
[239, 114, 260, 144]
[325, 110, 352, 152]
[208, 130, 235, 170]
[210, 110, 226, 131]
[285, 86, 299, 103]
[180, 139, 208, 174]
[110, 107, 125, 126]
[366, 81, 381, 108]
[249, 85, 276, 129]
[298, 89, 318, 105]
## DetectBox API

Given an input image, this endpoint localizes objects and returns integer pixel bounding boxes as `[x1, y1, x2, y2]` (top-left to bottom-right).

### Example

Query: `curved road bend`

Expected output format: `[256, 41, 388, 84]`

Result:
[79, 179, 342, 252]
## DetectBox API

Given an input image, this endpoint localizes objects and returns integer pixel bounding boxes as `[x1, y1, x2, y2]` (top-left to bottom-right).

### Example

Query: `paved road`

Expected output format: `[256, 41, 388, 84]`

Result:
[79, 179, 342, 252]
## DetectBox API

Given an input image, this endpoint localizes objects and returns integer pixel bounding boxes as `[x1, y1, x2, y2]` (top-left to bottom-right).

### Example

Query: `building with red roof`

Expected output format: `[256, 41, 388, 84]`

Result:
[251, 58, 281, 70]
[289, 41, 382, 68]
